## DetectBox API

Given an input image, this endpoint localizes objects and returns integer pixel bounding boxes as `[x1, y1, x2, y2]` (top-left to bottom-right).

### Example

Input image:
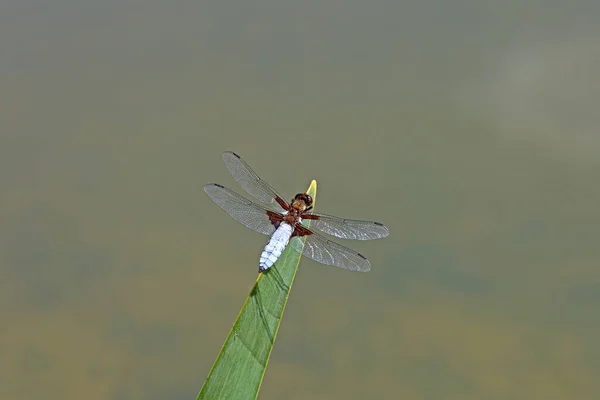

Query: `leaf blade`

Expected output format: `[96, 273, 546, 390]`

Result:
[198, 180, 318, 400]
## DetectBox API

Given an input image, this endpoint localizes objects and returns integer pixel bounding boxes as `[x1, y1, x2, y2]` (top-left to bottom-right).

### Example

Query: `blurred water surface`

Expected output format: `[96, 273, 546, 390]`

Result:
[1, 1, 599, 399]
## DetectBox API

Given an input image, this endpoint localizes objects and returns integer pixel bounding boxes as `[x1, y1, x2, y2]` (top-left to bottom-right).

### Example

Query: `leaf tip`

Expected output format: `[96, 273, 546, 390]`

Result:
[308, 180, 317, 195]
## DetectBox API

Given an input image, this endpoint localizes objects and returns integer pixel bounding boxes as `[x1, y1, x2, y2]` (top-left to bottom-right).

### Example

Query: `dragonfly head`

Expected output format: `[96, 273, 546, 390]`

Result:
[293, 193, 313, 208]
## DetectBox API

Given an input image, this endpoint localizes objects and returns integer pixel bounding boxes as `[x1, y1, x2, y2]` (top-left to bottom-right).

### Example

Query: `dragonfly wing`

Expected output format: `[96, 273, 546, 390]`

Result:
[204, 184, 278, 236]
[304, 213, 389, 240]
[290, 231, 371, 272]
[222, 151, 287, 213]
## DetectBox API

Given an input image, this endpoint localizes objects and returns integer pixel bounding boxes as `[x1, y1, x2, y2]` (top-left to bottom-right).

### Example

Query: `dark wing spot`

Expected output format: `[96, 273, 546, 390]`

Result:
[357, 252, 368, 260]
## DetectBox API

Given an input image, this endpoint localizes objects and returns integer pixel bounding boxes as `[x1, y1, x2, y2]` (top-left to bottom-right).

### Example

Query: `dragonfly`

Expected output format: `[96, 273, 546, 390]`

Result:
[204, 151, 389, 273]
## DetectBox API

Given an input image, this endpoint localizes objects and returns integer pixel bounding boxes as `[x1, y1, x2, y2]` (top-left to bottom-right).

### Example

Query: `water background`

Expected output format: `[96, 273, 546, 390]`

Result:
[2, 1, 599, 398]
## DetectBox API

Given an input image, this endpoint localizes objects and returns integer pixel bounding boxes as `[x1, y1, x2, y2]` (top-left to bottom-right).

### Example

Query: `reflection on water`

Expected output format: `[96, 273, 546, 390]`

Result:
[1, 1, 599, 399]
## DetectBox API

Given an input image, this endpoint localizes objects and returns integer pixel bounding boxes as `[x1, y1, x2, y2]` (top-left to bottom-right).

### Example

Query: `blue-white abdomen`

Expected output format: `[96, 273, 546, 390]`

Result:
[259, 223, 293, 272]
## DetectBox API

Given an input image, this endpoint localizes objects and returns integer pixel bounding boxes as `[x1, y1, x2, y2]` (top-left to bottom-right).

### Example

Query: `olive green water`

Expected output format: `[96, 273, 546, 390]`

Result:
[1, 1, 599, 399]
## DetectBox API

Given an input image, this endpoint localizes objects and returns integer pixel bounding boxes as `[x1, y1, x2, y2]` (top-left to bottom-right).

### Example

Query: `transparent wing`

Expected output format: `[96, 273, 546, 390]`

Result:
[204, 184, 278, 236]
[290, 232, 371, 272]
[305, 213, 389, 240]
[221, 151, 287, 212]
